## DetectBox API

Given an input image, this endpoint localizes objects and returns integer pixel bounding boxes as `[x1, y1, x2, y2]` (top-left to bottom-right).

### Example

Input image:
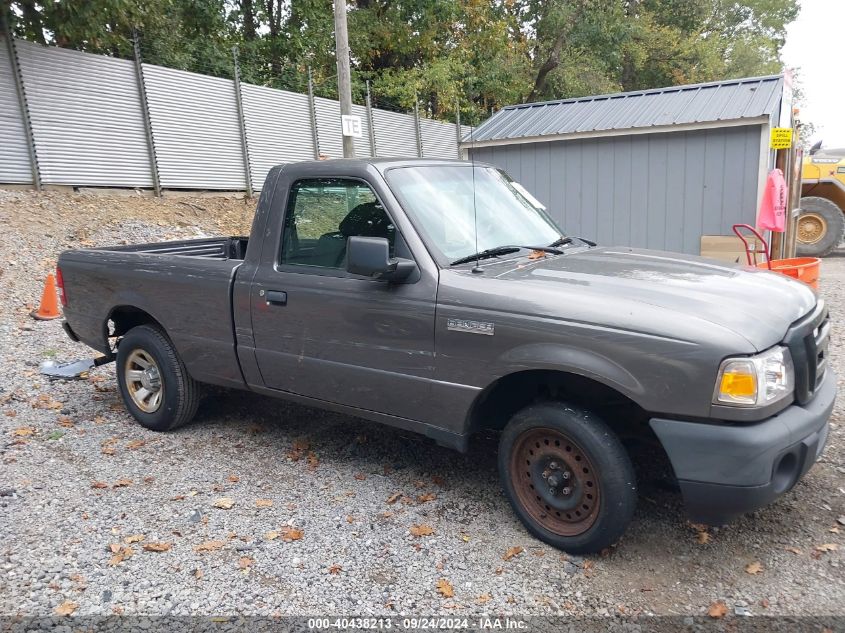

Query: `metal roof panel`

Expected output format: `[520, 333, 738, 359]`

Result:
[465, 75, 782, 143]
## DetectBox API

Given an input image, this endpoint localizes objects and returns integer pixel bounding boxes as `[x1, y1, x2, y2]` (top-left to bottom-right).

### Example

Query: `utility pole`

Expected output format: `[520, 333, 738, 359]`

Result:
[333, 0, 355, 158]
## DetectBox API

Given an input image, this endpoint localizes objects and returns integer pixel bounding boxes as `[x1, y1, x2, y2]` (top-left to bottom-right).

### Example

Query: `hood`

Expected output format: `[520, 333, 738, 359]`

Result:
[483, 246, 817, 350]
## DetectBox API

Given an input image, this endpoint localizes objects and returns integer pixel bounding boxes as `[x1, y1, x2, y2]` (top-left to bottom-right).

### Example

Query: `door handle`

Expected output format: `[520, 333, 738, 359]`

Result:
[265, 290, 287, 306]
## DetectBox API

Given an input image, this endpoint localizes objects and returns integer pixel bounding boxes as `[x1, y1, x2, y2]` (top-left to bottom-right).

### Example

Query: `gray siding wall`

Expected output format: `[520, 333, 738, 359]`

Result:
[470, 125, 762, 255]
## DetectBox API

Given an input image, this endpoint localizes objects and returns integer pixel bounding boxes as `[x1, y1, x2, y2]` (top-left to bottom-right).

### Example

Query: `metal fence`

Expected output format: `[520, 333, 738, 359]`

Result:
[0, 34, 469, 193]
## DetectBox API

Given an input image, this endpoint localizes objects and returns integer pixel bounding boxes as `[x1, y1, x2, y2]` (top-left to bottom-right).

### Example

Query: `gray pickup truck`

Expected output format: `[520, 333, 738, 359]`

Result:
[57, 158, 835, 553]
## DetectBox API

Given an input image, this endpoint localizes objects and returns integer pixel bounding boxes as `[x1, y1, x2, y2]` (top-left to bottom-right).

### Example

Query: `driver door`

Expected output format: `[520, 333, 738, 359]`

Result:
[249, 177, 436, 421]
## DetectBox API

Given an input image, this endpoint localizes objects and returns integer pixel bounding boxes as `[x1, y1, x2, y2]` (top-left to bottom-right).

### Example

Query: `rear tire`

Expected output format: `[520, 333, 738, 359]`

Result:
[116, 324, 200, 432]
[796, 196, 844, 257]
[498, 402, 637, 554]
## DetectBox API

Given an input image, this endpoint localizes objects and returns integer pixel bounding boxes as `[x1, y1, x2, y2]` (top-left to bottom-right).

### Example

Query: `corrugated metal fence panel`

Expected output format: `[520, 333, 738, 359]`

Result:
[314, 97, 343, 159]
[373, 109, 418, 157]
[242, 83, 313, 189]
[351, 103, 373, 158]
[15, 39, 153, 187]
[420, 117, 459, 158]
[143, 64, 245, 190]
[0, 37, 32, 183]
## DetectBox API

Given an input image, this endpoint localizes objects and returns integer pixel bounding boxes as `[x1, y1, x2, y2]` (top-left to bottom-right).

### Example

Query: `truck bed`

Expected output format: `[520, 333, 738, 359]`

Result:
[94, 236, 249, 260]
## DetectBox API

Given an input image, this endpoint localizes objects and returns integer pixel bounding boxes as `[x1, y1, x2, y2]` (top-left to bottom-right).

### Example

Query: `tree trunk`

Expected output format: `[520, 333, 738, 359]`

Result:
[242, 0, 256, 40]
[528, 29, 566, 102]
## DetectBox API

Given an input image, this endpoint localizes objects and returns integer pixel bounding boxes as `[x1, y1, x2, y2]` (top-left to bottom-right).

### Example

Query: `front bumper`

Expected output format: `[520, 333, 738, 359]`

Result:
[650, 370, 835, 525]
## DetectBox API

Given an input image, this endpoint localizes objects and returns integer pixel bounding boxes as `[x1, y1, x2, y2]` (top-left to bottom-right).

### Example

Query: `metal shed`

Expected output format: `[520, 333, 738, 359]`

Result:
[463, 75, 786, 256]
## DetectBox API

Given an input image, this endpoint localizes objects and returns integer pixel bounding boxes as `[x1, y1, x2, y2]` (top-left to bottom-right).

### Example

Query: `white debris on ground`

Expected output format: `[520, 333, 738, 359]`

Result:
[0, 188, 843, 617]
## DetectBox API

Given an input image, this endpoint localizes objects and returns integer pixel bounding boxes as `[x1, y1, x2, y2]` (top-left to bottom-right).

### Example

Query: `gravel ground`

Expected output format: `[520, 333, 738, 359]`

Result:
[0, 188, 843, 619]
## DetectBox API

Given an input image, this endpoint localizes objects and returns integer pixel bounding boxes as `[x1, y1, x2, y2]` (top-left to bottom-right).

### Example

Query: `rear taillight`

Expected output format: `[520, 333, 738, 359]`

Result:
[56, 266, 67, 307]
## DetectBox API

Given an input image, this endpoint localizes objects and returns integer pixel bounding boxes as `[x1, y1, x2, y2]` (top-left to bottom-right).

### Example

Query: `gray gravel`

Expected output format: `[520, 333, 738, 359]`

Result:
[0, 188, 843, 618]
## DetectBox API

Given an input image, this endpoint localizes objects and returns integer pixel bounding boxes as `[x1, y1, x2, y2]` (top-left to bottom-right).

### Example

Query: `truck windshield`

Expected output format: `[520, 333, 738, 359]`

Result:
[385, 165, 563, 264]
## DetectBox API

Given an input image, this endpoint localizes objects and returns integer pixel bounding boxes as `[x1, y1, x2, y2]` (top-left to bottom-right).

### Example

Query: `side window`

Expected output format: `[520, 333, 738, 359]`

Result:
[280, 178, 396, 269]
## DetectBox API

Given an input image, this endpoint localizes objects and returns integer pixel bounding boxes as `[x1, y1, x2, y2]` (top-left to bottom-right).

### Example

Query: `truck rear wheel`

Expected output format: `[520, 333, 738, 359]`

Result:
[796, 196, 844, 257]
[116, 324, 200, 432]
[498, 403, 637, 554]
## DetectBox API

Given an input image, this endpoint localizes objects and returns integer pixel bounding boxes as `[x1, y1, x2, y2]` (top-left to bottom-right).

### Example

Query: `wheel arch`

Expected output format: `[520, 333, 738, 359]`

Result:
[465, 368, 650, 439]
[106, 305, 168, 342]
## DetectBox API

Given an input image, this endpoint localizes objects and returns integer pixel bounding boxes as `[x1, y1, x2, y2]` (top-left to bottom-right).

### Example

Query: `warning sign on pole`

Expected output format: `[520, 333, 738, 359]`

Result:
[770, 127, 793, 149]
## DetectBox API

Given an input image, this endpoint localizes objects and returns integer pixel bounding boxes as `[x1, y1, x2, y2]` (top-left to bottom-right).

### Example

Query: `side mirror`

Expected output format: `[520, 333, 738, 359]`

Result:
[346, 236, 416, 282]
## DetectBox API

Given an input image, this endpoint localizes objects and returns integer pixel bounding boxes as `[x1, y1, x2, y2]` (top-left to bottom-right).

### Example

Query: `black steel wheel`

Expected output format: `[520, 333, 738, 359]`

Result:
[499, 402, 637, 554]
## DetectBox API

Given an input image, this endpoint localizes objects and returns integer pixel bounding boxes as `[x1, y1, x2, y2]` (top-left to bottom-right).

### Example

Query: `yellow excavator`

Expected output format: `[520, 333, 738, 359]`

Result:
[798, 142, 845, 256]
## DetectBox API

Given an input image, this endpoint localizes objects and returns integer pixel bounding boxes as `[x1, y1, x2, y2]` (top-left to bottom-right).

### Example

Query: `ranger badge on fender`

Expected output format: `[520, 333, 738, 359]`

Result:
[447, 318, 495, 336]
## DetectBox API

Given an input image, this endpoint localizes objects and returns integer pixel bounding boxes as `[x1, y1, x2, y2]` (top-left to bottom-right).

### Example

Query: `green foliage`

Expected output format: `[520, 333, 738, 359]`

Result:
[7, 0, 797, 124]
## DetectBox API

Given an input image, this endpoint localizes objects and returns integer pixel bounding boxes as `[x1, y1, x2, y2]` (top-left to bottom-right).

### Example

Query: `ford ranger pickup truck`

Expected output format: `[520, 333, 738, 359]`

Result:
[57, 158, 835, 553]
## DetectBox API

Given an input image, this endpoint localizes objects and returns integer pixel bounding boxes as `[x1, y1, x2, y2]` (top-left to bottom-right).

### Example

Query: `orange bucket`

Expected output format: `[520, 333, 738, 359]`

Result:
[757, 257, 821, 289]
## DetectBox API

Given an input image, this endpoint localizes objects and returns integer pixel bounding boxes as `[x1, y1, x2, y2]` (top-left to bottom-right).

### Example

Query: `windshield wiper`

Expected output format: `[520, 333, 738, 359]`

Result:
[450, 245, 562, 267]
[548, 235, 596, 248]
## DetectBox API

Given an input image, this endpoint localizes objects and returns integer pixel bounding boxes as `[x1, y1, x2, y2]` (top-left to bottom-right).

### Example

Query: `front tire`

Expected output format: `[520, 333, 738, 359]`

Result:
[116, 324, 200, 432]
[498, 402, 637, 554]
[796, 196, 844, 257]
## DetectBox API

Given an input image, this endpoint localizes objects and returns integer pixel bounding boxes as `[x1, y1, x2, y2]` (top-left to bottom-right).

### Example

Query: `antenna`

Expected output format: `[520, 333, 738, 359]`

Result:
[469, 123, 483, 274]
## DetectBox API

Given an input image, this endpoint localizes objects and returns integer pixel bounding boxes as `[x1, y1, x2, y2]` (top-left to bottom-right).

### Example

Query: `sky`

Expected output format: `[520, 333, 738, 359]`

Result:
[781, 0, 845, 147]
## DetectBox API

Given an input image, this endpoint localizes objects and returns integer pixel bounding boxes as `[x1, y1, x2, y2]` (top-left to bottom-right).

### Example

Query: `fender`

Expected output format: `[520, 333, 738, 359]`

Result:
[496, 342, 646, 402]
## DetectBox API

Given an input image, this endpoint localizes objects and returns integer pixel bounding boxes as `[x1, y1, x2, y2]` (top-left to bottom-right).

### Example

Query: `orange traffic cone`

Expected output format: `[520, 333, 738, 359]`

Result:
[31, 274, 62, 320]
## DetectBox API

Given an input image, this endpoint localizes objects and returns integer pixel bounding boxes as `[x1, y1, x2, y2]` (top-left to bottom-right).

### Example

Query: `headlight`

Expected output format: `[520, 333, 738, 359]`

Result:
[713, 346, 794, 407]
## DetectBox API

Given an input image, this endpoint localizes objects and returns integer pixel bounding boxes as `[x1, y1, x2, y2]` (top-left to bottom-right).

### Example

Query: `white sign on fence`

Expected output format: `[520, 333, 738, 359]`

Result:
[341, 115, 363, 138]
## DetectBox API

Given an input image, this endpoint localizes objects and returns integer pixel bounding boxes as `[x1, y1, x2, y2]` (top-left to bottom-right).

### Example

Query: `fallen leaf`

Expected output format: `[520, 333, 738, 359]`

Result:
[194, 540, 226, 553]
[432, 475, 446, 487]
[745, 561, 763, 575]
[112, 479, 132, 488]
[143, 476, 154, 484]
[124, 534, 145, 544]
[830, 526, 841, 534]
[527, 249, 547, 260]
[460, 533, 470, 542]
[328, 564, 342, 574]
[815, 543, 839, 553]
[436, 578, 454, 598]
[108, 545, 134, 566]
[212, 497, 234, 510]
[100, 437, 118, 455]
[503, 546, 524, 561]
[171, 495, 186, 501]
[54, 601, 78, 616]
[476, 594, 491, 605]
[386, 492, 402, 505]
[306, 451, 319, 470]
[784, 546, 802, 555]
[227, 474, 240, 482]
[279, 526, 304, 542]
[265, 531, 279, 541]
[409, 524, 435, 537]
[346, 515, 355, 524]
[696, 531, 711, 544]
[57, 416, 74, 428]
[12, 426, 34, 437]
[194, 568, 203, 579]
[126, 439, 145, 450]
[417, 492, 436, 503]
[760, 598, 770, 609]
[708, 601, 728, 619]
[583, 560, 595, 571]
[91, 481, 109, 489]
[142, 542, 172, 552]
[354, 473, 367, 480]
[238, 556, 254, 569]
[255, 498, 273, 508]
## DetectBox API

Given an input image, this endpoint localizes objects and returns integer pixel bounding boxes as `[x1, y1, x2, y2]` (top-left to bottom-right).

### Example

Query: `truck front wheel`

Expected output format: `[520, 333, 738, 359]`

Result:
[796, 196, 844, 257]
[116, 324, 200, 432]
[498, 403, 637, 554]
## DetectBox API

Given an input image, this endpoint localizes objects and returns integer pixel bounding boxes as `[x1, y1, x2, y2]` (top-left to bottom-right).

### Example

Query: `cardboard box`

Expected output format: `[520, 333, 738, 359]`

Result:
[700, 235, 764, 265]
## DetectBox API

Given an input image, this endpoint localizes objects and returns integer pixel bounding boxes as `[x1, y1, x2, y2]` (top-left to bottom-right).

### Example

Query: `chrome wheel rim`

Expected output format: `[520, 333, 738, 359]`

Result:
[124, 349, 163, 413]
[798, 212, 827, 245]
